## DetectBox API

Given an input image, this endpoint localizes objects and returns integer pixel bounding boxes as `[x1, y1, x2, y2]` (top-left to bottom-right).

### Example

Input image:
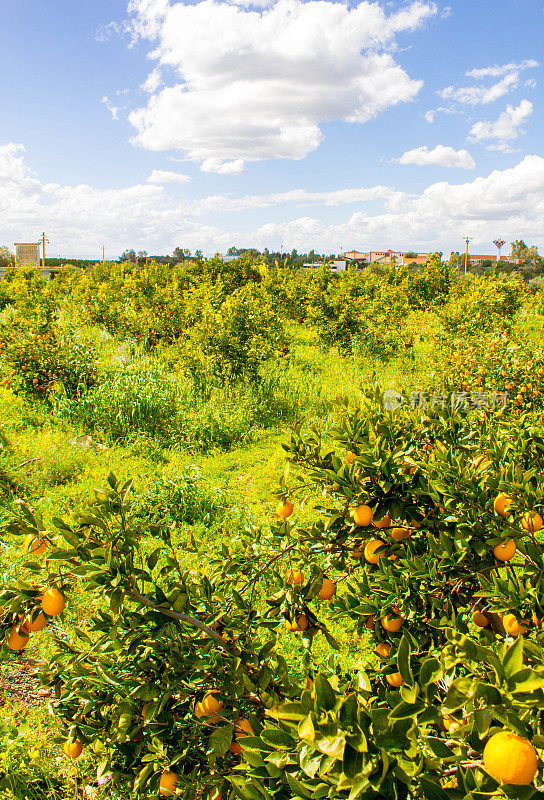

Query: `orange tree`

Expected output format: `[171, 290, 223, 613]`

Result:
[0, 315, 98, 397]
[3, 390, 544, 797]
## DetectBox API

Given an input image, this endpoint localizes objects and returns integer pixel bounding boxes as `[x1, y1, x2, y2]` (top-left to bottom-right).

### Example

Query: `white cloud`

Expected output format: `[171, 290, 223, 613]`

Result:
[469, 99, 533, 150]
[2, 142, 544, 256]
[441, 72, 519, 106]
[439, 59, 538, 107]
[142, 67, 163, 93]
[393, 145, 475, 169]
[194, 185, 400, 213]
[101, 96, 120, 120]
[0, 143, 42, 201]
[126, 0, 437, 165]
[466, 59, 538, 79]
[147, 168, 191, 184]
[95, 21, 124, 42]
[201, 158, 246, 175]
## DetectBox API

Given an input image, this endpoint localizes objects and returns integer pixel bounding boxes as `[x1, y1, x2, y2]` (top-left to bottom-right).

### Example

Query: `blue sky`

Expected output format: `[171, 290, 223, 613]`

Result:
[0, 0, 542, 257]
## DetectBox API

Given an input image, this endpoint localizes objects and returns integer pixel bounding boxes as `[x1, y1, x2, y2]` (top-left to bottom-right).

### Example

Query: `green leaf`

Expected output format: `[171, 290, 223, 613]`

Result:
[266, 703, 306, 721]
[419, 776, 450, 800]
[503, 637, 524, 680]
[425, 737, 455, 759]
[210, 724, 233, 757]
[342, 744, 364, 780]
[285, 773, 314, 799]
[419, 658, 442, 687]
[397, 635, 413, 687]
[147, 548, 161, 571]
[317, 735, 345, 759]
[314, 674, 336, 711]
[260, 729, 296, 750]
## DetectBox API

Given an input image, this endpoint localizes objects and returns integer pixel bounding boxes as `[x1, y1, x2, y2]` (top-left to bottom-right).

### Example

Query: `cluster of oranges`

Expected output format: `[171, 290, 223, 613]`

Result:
[0, 325, 98, 396]
[446, 336, 544, 409]
[158, 692, 253, 796]
[3, 533, 65, 651]
[283, 567, 336, 632]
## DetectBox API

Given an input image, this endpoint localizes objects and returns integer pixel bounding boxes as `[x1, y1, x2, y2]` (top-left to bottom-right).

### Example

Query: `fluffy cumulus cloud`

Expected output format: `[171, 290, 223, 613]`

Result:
[126, 0, 437, 165]
[439, 59, 538, 106]
[201, 158, 246, 175]
[393, 145, 475, 169]
[147, 168, 191, 183]
[2, 142, 544, 255]
[469, 100, 533, 151]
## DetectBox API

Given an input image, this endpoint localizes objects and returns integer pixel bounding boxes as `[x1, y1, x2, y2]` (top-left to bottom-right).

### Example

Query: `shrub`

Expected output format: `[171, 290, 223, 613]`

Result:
[0, 315, 98, 398]
[135, 470, 228, 527]
[441, 275, 525, 336]
[309, 270, 412, 359]
[405, 255, 458, 310]
[180, 283, 287, 385]
[58, 364, 189, 444]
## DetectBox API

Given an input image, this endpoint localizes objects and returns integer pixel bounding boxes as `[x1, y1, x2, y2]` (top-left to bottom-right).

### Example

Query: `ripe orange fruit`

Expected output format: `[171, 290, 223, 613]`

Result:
[195, 692, 223, 720]
[494, 539, 516, 561]
[41, 587, 65, 616]
[8, 626, 29, 650]
[63, 739, 83, 759]
[286, 614, 309, 632]
[365, 539, 386, 564]
[276, 500, 293, 519]
[353, 505, 373, 527]
[374, 513, 391, 529]
[24, 534, 47, 555]
[375, 642, 391, 660]
[228, 740, 243, 755]
[317, 578, 336, 600]
[24, 611, 47, 632]
[473, 454, 490, 469]
[159, 770, 179, 796]
[502, 614, 527, 637]
[391, 527, 410, 542]
[234, 718, 254, 737]
[472, 611, 489, 628]
[346, 451, 356, 464]
[483, 731, 537, 785]
[386, 672, 403, 687]
[494, 494, 513, 518]
[284, 568, 304, 586]
[522, 511, 543, 532]
[381, 613, 405, 632]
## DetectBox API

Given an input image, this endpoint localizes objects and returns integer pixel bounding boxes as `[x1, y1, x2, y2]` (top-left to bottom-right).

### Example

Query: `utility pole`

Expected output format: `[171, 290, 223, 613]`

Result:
[102, 245, 105, 263]
[463, 236, 470, 276]
[41, 232, 47, 270]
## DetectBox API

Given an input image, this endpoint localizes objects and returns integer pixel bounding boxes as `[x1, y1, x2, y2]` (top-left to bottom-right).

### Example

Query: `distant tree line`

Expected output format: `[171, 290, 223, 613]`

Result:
[1, 239, 541, 279]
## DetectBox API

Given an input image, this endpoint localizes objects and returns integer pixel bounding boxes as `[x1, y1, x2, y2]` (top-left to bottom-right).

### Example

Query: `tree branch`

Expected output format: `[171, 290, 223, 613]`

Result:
[129, 593, 240, 656]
